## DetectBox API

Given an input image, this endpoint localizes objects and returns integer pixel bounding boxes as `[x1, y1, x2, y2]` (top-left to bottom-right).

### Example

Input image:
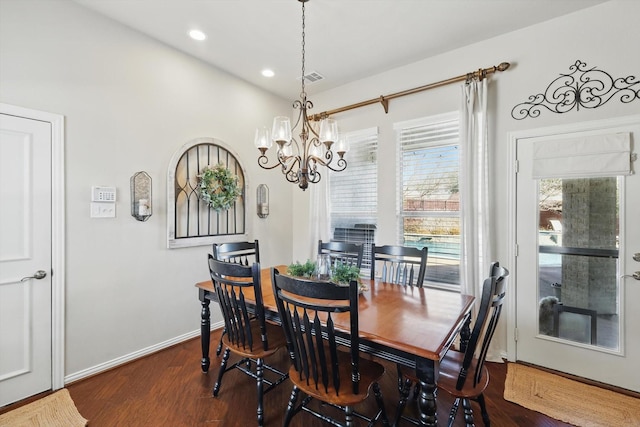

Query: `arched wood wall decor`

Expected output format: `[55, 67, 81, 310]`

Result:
[167, 137, 248, 249]
[511, 60, 640, 120]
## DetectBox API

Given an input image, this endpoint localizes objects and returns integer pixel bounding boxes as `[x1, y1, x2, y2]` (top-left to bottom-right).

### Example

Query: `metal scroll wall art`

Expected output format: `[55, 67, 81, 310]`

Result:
[511, 60, 640, 120]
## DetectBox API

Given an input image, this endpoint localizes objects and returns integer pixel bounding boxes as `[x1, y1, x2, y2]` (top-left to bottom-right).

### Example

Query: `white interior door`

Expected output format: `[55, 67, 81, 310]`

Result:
[514, 116, 640, 393]
[0, 113, 53, 406]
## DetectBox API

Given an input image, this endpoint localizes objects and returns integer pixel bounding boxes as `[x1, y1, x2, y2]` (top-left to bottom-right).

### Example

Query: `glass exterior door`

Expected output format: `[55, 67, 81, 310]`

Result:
[514, 116, 640, 393]
[537, 177, 619, 350]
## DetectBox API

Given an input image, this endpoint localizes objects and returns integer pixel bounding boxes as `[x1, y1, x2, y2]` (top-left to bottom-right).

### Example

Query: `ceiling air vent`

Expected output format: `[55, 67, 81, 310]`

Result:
[301, 71, 325, 84]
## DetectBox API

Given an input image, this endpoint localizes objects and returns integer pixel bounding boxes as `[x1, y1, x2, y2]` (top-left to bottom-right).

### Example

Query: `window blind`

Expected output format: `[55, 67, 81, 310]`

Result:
[329, 127, 378, 230]
[397, 115, 460, 214]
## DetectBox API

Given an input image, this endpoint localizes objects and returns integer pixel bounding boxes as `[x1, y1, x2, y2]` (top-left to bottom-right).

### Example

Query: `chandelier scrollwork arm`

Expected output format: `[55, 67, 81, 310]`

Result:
[511, 60, 640, 120]
[308, 150, 347, 172]
[257, 152, 281, 170]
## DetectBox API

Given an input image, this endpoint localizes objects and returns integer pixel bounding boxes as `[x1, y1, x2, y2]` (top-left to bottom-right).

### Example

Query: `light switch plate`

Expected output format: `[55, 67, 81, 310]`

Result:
[90, 202, 116, 218]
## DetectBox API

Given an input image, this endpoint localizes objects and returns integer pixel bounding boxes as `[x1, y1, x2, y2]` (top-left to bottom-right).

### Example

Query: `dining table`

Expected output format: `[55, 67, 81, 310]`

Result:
[196, 265, 474, 427]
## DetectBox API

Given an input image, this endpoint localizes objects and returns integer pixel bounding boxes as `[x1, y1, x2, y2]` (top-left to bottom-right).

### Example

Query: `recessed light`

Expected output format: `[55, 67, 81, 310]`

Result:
[261, 69, 275, 78]
[189, 29, 206, 41]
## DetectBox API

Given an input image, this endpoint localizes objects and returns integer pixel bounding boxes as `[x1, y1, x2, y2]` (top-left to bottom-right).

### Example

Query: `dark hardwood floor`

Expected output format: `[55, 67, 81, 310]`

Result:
[5, 329, 573, 426]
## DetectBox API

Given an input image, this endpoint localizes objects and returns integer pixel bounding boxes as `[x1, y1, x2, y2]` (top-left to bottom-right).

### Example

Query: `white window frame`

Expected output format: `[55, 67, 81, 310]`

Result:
[395, 112, 461, 287]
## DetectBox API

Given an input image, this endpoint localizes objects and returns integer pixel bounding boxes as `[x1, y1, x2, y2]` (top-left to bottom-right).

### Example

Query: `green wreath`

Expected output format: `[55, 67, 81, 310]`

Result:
[197, 164, 241, 211]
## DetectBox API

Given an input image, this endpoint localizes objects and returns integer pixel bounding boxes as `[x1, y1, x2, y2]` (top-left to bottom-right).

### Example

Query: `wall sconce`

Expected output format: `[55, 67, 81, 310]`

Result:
[257, 184, 269, 218]
[130, 171, 152, 221]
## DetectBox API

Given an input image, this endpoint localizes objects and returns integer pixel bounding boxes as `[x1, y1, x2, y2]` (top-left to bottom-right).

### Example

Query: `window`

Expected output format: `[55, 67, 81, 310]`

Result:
[329, 128, 378, 271]
[395, 113, 460, 285]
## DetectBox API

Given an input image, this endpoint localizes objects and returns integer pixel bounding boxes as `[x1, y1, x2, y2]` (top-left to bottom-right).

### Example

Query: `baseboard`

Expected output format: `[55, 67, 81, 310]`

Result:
[64, 321, 224, 384]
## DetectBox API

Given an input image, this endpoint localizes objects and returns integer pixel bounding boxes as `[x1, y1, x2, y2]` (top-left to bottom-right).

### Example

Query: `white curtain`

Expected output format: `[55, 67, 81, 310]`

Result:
[460, 78, 491, 296]
[460, 78, 501, 359]
[308, 171, 332, 259]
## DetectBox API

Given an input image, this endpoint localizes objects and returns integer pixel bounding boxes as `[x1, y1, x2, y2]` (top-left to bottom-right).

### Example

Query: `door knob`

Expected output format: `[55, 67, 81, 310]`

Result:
[21, 270, 47, 281]
[633, 253, 640, 262]
[621, 271, 640, 281]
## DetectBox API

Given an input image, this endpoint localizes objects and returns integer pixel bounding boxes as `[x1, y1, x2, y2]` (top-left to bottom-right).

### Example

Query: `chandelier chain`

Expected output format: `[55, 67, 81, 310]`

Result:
[255, 0, 348, 190]
[300, 0, 306, 98]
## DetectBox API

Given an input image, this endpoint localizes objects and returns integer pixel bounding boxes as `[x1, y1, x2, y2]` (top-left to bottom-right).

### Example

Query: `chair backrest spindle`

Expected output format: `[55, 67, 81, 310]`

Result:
[370, 244, 428, 286]
[317, 240, 364, 270]
[457, 263, 509, 390]
[213, 240, 260, 266]
[208, 255, 268, 351]
[272, 268, 361, 395]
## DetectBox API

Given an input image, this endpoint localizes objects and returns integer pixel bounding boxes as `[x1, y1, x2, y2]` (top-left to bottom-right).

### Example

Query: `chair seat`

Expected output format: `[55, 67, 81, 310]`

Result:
[222, 320, 287, 359]
[289, 346, 385, 407]
[437, 350, 490, 399]
[397, 349, 490, 399]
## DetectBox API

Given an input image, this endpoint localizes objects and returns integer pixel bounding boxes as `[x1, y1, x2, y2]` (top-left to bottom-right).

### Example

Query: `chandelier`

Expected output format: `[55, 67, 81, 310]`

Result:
[254, 0, 348, 190]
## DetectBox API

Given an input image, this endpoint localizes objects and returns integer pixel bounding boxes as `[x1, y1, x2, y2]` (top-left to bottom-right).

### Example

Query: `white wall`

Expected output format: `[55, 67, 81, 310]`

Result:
[0, 0, 293, 377]
[1, 0, 638, 380]
[295, 0, 640, 356]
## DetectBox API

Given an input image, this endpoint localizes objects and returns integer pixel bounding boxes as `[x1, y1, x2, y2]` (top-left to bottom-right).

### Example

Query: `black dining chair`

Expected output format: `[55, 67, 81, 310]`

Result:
[370, 244, 429, 407]
[212, 240, 260, 356]
[212, 239, 260, 265]
[458, 261, 505, 354]
[318, 240, 364, 269]
[271, 268, 390, 427]
[395, 263, 510, 426]
[370, 244, 428, 287]
[208, 256, 288, 427]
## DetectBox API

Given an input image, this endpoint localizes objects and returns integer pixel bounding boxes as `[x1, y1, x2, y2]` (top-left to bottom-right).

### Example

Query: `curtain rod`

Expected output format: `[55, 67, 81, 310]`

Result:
[310, 62, 510, 121]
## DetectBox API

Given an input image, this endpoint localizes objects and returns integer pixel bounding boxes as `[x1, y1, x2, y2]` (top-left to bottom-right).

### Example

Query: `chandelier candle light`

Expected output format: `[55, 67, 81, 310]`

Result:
[254, 0, 348, 190]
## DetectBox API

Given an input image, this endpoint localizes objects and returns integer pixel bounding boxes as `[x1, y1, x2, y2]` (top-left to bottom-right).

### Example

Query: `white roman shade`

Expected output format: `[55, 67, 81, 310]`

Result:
[532, 132, 632, 179]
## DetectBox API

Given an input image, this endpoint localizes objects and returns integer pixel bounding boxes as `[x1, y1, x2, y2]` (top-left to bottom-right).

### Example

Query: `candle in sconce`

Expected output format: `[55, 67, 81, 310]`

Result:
[138, 199, 150, 216]
[130, 171, 152, 221]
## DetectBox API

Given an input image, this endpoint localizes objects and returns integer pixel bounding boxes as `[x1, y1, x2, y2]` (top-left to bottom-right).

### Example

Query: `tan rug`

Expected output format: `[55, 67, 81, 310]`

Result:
[0, 389, 87, 427]
[504, 363, 640, 427]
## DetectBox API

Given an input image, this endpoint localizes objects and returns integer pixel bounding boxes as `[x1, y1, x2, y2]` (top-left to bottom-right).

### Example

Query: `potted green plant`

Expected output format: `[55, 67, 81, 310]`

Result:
[332, 262, 367, 292]
[287, 260, 367, 292]
[331, 262, 360, 285]
[287, 259, 316, 279]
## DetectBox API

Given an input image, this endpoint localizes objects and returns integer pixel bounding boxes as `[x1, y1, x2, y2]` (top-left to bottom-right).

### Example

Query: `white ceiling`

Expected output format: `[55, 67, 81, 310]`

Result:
[73, 0, 608, 100]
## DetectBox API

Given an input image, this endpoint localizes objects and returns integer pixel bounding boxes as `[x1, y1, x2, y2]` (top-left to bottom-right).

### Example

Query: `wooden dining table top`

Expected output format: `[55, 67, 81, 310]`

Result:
[196, 265, 475, 362]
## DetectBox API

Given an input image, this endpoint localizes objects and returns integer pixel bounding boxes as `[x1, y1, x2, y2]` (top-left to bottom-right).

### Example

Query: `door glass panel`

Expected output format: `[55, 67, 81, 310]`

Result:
[537, 177, 619, 350]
